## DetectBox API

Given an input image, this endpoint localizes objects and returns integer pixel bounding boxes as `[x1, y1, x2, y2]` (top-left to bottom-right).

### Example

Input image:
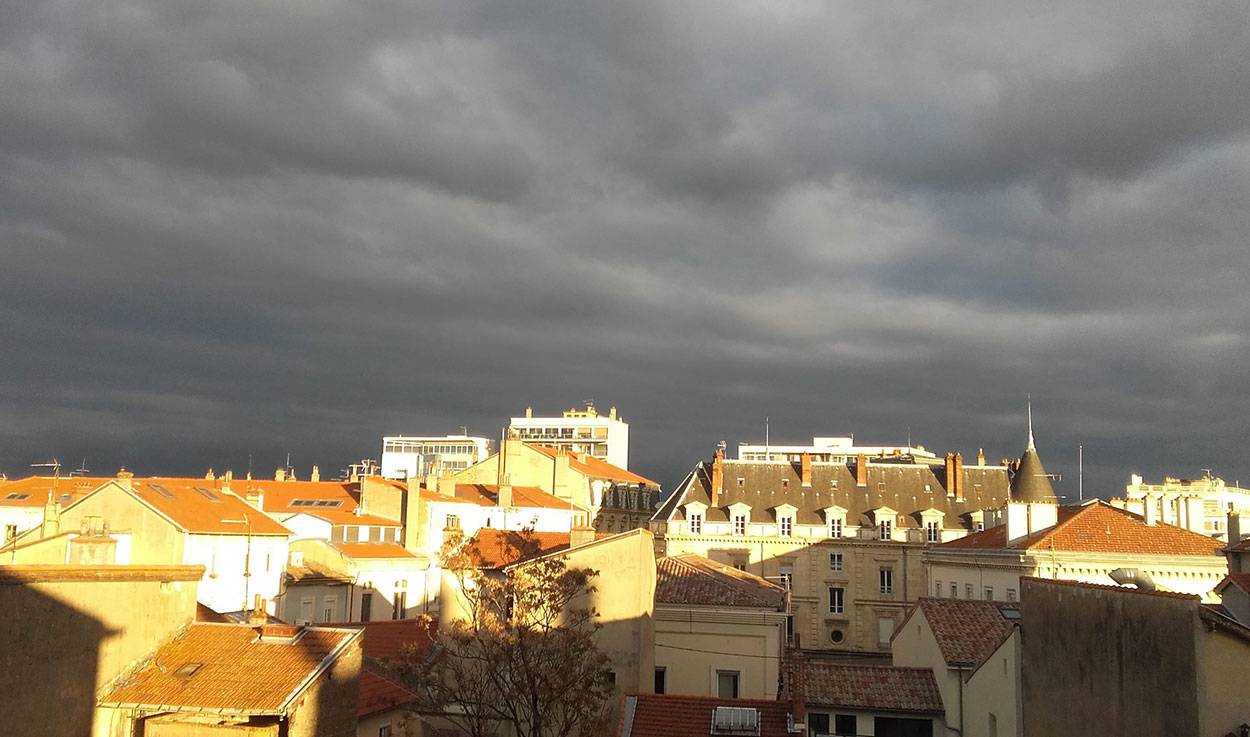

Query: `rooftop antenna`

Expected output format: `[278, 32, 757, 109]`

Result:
[907, 426, 912, 449]
[71, 458, 90, 476]
[765, 417, 770, 460]
[1078, 444, 1083, 502]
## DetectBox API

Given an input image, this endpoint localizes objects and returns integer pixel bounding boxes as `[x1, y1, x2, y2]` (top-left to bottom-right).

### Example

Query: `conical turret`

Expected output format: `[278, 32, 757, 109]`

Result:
[1011, 401, 1057, 503]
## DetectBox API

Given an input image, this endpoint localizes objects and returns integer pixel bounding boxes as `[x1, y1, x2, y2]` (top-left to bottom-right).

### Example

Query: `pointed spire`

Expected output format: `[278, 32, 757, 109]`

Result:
[1026, 396, 1036, 452]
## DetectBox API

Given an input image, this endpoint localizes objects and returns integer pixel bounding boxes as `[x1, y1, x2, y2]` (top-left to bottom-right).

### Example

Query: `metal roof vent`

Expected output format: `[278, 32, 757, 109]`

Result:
[711, 706, 760, 735]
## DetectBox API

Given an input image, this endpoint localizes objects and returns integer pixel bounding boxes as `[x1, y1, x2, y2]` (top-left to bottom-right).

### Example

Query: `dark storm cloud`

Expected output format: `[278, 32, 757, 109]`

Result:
[3, 0, 1250, 496]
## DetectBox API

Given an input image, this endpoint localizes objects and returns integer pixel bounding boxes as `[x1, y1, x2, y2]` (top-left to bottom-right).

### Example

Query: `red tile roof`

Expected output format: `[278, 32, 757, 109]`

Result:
[100, 623, 359, 714]
[784, 660, 944, 714]
[527, 444, 659, 486]
[123, 478, 291, 536]
[618, 693, 795, 737]
[453, 483, 582, 511]
[0, 476, 109, 507]
[195, 602, 231, 623]
[656, 554, 786, 610]
[255, 479, 403, 526]
[334, 542, 420, 560]
[1216, 572, 1250, 595]
[358, 667, 417, 717]
[939, 501, 1224, 557]
[338, 618, 437, 660]
[466, 529, 589, 568]
[910, 598, 1019, 668]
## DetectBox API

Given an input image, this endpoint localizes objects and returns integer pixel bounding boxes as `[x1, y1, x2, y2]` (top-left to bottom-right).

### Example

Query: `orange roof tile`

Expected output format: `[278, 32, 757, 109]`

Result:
[466, 529, 610, 568]
[331, 618, 437, 660]
[656, 554, 786, 610]
[911, 598, 1019, 668]
[453, 483, 582, 511]
[100, 623, 359, 714]
[619, 693, 795, 737]
[527, 444, 659, 486]
[783, 660, 944, 714]
[0, 476, 109, 507]
[123, 478, 291, 536]
[939, 501, 1224, 557]
[334, 542, 420, 560]
[252, 479, 403, 526]
[359, 667, 417, 717]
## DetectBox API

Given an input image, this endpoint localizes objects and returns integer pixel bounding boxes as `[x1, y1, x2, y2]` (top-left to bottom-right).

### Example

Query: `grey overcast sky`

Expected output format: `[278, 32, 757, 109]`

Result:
[3, 1, 1250, 498]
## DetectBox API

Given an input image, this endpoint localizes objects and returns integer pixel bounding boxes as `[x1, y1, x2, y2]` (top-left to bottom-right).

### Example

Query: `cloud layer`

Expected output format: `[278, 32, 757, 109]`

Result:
[3, 0, 1250, 496]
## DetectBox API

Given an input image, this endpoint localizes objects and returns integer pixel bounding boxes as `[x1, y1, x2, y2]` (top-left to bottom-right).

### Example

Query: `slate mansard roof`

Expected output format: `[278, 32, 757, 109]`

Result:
[657, 455, 1010, 530]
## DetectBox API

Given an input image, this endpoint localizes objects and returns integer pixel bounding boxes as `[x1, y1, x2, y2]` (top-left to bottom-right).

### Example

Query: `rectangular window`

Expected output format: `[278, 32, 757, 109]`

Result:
[1006, 588, 1018, 602]
[733, 514, 747, 536]
[934, 579, 942, 596]
[688, 512, 702, 534]
[360, 592, 373, 621]
[379, 725, 392, 737]
[3, 524, 16, 542]
[830, 518, 843, 539]
[879, 519, 893, 540]
[393, 591, 407, 620]
[785, 614, 795, 644]
[717, 671, 740, 699]
[445, 514, 460, 530]
[951, 583, 958, 598]
[780, 516, 793, 537]
[780, 563, 794, 590]
[829, 587, 845, 614]
[877, 617, 895, 647]
[654, 667, 666, 694]
[733, 559, 747, 572]
[835, 714, 857, 735]
[984, 586, 994, 601]
[966, 584, 974, 599]
[926, 520, 940, 543]
[829, 552, 843, 571]
[879, 568, 894, 595]
[808, 714, 830, 735]
[323, 597, 336, 623]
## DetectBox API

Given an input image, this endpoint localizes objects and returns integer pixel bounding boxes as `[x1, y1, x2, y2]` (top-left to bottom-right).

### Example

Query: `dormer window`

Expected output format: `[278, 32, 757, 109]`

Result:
[830, 518, 843, 539]
[925, 520, 940, 543]
[779, 516, 793, 537]
[688, 512, 703, 535]
[879, 519, 893, 540]
[733, 514, 747, 536]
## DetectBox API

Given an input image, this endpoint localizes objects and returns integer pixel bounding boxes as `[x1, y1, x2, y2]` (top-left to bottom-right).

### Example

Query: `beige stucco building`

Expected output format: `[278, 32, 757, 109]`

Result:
[652, 446, 1011, 653]
[1112, 472, 1250, 540]
[653, 553, 788, 699]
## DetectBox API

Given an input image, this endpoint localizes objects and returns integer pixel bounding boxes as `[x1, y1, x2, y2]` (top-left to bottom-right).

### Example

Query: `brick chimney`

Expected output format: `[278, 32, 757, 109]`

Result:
[977, 447, 986, 466]
[274, 467, 286, 482]
[498, 475, 514, 509]
[710, 448, 724, 508]
[944, 453, 956, 497]
[222, 470, 233, 494]
[42, 492, 61, 537]
[1230, 511, 1243, 547]
[205, 468, 215, 480]
[855, 454, 868, 487]
[953, 452, 964, 501]
[310, 465, 320, 483]
[800, 453, 812, 488]
[116, 469, 134, 491]
[570, 525, 596, 548]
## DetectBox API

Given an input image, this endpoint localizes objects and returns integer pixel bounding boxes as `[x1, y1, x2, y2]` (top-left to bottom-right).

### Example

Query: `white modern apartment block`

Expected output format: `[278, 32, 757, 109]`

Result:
[1112, 472, 1250, 540]
[380, 435, 493, 479]
[736, 435, 939, 463]
[508, 403, 630, 469]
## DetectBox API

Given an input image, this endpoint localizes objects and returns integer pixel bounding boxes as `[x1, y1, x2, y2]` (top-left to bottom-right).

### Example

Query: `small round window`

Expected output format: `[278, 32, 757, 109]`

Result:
[830, 629, 844, 644]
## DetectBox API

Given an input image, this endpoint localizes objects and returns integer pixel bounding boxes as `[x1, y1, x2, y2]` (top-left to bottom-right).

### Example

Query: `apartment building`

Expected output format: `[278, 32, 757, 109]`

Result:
[0, 475, 109, 543]
[737, 436, 940, 464]
[1112, 471, 1250, 540]
[509, 403, 630, 469]
[380, 434, 493, 479]
[652, 445, 1011, 653]
[452, 438, 660, 532]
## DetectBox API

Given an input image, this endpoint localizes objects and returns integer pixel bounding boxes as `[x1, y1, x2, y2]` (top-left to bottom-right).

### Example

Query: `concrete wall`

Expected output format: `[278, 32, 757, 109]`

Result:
[1196, 627, 1250, 737]
[0, 564, 201, 737]
[655, 606, 785, 699]
[891, 607, 964, 733]
[1020, 579, 1200, 737]
[963, 633, 1020, 737]
[185, 533, 288, 614]
[288, 633, 362, 737]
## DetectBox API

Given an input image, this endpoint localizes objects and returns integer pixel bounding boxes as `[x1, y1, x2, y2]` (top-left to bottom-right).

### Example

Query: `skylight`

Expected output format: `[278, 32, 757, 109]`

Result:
[4, 493, 30, 500]
[147, 483, 176, 500]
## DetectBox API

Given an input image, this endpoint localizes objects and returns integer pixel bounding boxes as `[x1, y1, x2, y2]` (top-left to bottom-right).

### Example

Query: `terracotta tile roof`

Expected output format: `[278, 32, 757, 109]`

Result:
[618, 693, 795, 737]
[939, 501, 1225, 557]
[1216, 572, 1250, 595]
[1226, 536, 1250, 553]
[784, 660, 944, 714]
[334, 542, 420, 560]
[453, 483, 582, 511]
[911, 598, 1019, 668]
[527, 444, 659, 486]
[99, 623, 359, 714]
[333, 618, 437, 660]
[0, 476, 108, 507]
[466, 528, 610, 568]
[655, 554, 786, 610]
[196, 602, 231, 623]
[359, 667, 417, 717]
[255, 479, 403, 526]
[125, 478, 291, 536]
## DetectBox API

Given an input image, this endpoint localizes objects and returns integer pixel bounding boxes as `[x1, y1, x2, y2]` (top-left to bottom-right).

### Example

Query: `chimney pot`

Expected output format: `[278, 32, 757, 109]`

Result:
[274, 468, 286, 482]
[310, 465, 320, 483]
[116, 469, 134, 491]
[205, 469, 215, 480]
[570, 525, 596, 548]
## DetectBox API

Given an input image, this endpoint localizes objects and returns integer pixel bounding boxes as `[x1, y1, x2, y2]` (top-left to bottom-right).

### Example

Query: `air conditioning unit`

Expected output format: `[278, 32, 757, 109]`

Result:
[711, 706, 760, 735]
